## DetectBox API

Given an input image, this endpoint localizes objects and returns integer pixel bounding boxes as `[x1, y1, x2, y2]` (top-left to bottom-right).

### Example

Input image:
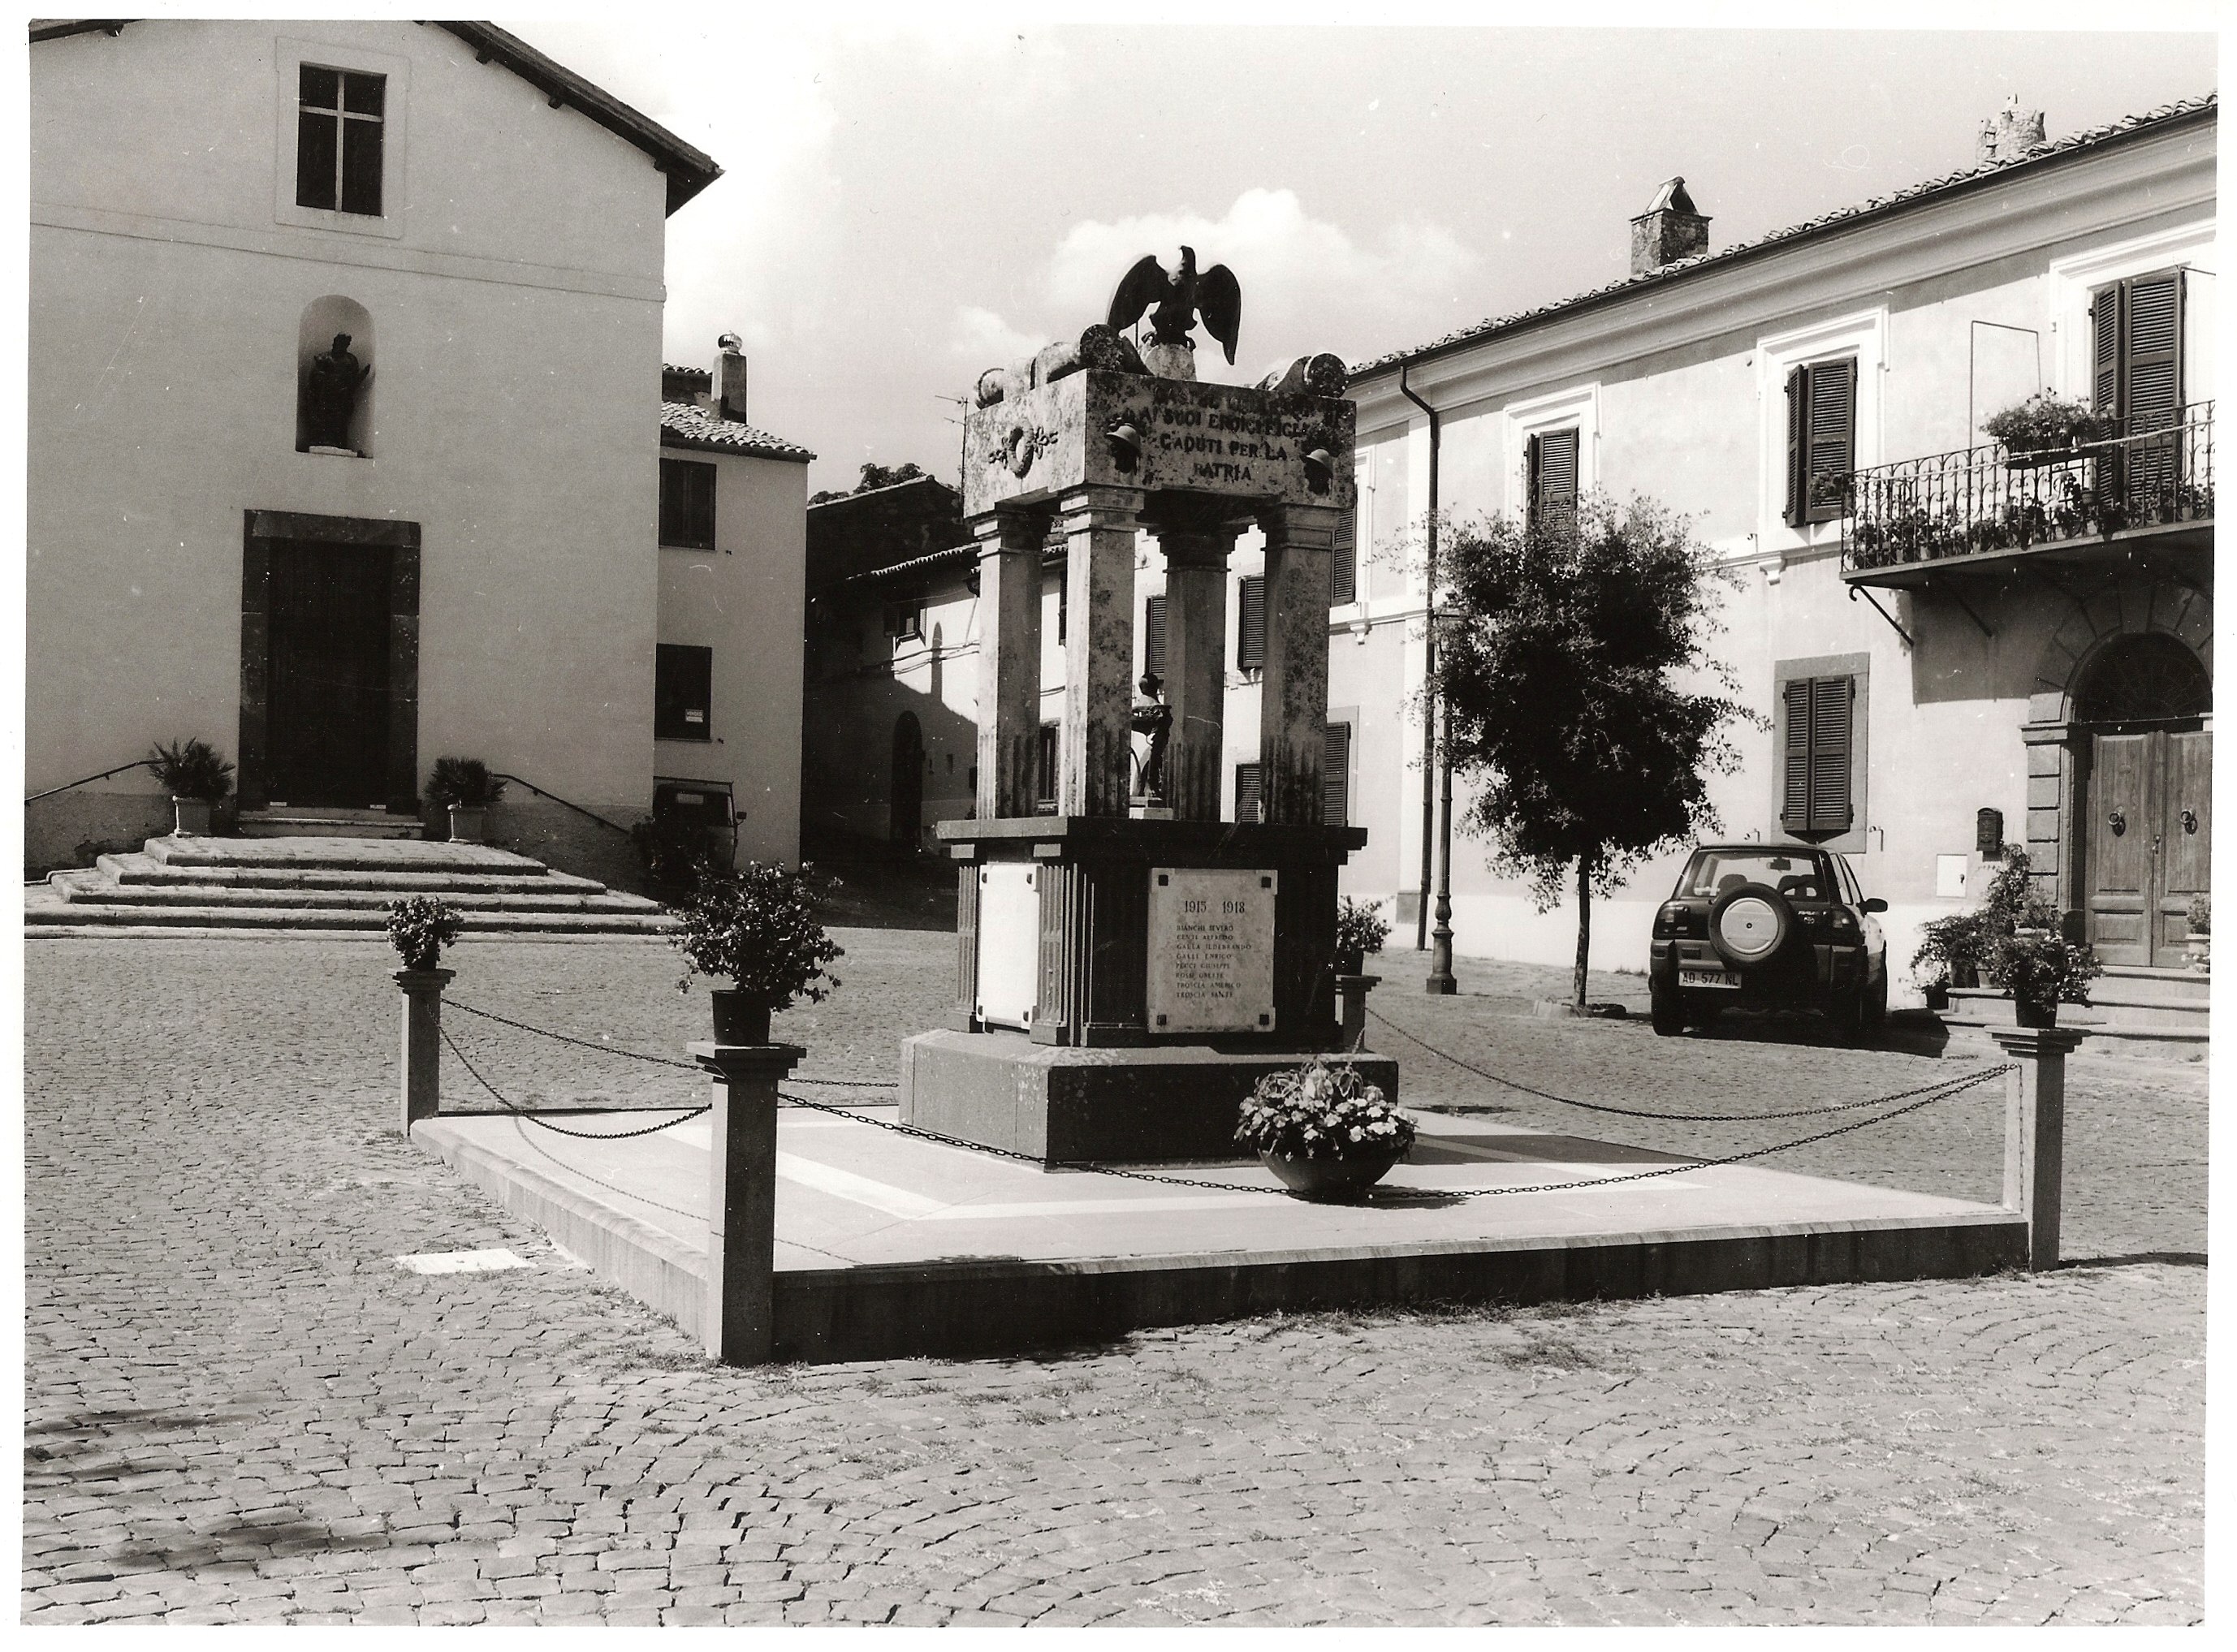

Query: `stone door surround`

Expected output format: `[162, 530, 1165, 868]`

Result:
[239, 508, 421, 813]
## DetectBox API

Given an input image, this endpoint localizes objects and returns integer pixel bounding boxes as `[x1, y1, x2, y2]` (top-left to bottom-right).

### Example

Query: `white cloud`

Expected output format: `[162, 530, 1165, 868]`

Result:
[948, 305, 1045, 365]
[1042, 189, 1479, 373]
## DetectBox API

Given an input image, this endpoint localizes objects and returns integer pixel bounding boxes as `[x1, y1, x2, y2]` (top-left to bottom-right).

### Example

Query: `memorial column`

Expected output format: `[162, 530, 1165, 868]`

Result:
[1154, 516, 1240, 822]
[971, 507, 1046, 818]
[1256, 503, 1342, 825]
[1056, 485, 1145, 817]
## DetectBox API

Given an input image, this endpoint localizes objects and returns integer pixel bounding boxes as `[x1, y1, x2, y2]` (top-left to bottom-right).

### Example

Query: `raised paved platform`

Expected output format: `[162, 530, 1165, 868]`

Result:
[416, 1103, 2027, 1364]
[26, 835, 670, 937]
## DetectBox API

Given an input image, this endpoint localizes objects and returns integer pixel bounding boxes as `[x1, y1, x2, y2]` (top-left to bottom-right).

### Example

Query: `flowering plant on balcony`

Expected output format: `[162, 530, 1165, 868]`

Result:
[1982, 394, 2111, 456]
[1236, 1057, 1415, 1162]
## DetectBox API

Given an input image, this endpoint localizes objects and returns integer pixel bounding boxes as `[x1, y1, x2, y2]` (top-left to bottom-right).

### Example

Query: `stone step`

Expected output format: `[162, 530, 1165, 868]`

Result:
[143, 835, 549, 876]
[237, 808, 421, 840]
[24, 900, 672, 935]
[1948, 983, 2207, 1030]
[2098, 964, 2211, 1002]
[54, 879, 662, 915]
[91, 852, 611, 896]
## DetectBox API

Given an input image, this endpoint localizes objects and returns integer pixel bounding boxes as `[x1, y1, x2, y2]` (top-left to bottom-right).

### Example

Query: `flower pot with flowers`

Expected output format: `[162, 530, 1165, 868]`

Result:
[148, 737, 235, 835]
[1984, 394, 2114, 468]
[671, 861, 844, 1045]
[1988, 913, 2102, 1029]
[423, 757, 507, 844]
[1236, 1057, 1417, 1203]
[1333, 895, 1392, 977]
[2185, 895, 2209, 974]
[385, 895, 465, 972]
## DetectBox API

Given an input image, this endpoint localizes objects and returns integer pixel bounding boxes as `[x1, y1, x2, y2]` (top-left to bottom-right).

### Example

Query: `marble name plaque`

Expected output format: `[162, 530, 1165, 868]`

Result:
[1146, 868, 1278, 1035]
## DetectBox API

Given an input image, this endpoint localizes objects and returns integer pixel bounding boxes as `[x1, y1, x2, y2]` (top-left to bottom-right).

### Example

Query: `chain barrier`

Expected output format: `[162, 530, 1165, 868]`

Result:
[780, 1061, 2007, 1201]
[1365, 1006, 2013, 1123]
[448, 999, 898, 1088]
[435, 995, 2011, 1203]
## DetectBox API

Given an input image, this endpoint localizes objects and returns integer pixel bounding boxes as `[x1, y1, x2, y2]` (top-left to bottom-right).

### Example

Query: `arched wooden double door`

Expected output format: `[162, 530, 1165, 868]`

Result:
[2080, 634, 2211, 967]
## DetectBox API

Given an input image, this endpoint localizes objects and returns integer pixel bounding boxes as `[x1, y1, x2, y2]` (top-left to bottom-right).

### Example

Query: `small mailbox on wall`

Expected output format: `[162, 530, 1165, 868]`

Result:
[1976, 808, 2005, 858]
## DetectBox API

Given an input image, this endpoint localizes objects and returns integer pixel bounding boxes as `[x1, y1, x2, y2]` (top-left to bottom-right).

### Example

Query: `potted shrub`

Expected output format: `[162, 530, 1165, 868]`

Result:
[147, 737, 235, 835]
[1236, 1057, 1417, 1204]
[386, 895, 465, 972]
[2185, 894, 2209, 974]
[1983, 394, 2110, 464]
[1911, 910, 1986, 999]
[671, 861, 844, 1044]
[424, 757, 507, 844]
[1988, 917, 2102, 1029]
[1334, 895, 1393, 977]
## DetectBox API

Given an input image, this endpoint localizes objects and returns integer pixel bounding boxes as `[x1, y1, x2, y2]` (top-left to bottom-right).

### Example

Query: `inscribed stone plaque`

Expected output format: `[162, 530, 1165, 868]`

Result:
[976, 863, 1039, 1030]
[1146, 868, 1278, 1034]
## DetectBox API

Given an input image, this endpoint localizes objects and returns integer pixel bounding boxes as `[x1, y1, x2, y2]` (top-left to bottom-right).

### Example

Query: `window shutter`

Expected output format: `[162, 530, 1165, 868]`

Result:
[1783, 366, 1808, 527]
[1781, 675, 1855, 837]
[1809, 676, 1854, 833]
[1781, 678, 1813, 832]
[1235, 762, 1263, 825]
[1144, 594, 1168, 675]
[1535, 427, 1579, 526]
[1804, 358, 1855, 524]
[2121, 271, 2184, 433]
[2090, 285, 2123, 416]
[1238, 574, 1267, 671]
[1331, 511, 1357, 606]
[660, 459, 715, 550]
[1322, 722, 1351, 827]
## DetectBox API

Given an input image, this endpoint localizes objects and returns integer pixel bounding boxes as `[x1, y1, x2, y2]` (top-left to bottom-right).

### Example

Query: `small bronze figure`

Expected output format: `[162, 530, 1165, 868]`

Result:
[303, 331, 372, 451]
[1130, 671, 1173, 802]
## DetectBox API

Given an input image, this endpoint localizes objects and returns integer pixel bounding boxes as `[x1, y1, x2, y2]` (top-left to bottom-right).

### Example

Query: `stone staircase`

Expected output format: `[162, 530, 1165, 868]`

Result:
[25, 834, 671, 938]
[235, 805, 420, 840]
[1940, 964, 2209, 1062]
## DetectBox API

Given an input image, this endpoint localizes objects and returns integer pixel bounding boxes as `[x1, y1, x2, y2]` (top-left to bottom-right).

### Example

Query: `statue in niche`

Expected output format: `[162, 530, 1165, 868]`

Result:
[1130, 671, 1173, 802]
[303, 332, 373, 451]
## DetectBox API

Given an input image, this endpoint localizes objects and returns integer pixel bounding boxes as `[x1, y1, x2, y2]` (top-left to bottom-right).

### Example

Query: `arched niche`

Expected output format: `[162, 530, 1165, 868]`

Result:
[296, 296, 374, 456]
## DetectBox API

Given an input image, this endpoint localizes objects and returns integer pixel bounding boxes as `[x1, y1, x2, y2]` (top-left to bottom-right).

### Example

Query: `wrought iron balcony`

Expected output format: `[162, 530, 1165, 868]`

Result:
[1842, 401, 2213, 586]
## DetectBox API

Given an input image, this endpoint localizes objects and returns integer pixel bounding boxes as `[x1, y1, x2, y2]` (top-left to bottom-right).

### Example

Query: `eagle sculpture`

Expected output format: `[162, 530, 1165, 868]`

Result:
[1108, 247, 1242, 365]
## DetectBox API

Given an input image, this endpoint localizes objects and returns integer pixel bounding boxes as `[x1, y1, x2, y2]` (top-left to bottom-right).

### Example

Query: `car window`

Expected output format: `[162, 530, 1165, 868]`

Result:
[1679, 849, 1829, 900]
[1835, 855, 1863, 905]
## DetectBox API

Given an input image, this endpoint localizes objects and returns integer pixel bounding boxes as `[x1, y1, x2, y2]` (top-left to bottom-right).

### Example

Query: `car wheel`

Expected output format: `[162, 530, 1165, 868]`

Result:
[1650, 985, 1686, 1036]
[1708, 882, 1794, 973]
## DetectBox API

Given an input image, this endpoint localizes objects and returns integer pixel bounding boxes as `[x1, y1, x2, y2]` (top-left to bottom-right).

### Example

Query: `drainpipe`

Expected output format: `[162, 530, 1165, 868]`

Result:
[1397, 365, 1457, 993]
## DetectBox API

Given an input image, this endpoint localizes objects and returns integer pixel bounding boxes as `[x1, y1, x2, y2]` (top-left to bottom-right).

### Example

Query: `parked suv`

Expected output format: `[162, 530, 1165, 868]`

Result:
[1648, 844, 1888, 1039]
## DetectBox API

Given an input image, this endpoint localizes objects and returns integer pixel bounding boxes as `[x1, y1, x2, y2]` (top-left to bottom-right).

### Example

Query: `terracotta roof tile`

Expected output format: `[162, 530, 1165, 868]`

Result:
[660, 401, 814, 464]
[1350, 92, 2217, 381]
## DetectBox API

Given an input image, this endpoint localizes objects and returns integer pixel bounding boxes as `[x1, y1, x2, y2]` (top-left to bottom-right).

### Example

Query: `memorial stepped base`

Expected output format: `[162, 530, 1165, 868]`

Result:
[25, 835, 671, 937]
[1937, 965, 2208, 1061]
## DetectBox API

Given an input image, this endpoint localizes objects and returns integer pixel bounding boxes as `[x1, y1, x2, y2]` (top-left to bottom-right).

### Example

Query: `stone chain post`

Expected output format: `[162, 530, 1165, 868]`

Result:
[1336, 973, 1380, 1051]
[1987, 1024, 2087, 1270]
[690, 1040, 806, 1365]
[394, 967, 456, 1135]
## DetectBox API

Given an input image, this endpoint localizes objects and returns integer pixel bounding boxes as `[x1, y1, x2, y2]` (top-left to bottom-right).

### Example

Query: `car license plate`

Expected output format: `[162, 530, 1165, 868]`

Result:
[1680, 969, 1738, 990]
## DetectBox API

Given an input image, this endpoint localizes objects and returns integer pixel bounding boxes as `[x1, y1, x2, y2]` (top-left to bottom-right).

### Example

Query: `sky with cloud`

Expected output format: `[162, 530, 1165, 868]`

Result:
[512, 19, 2216, 496]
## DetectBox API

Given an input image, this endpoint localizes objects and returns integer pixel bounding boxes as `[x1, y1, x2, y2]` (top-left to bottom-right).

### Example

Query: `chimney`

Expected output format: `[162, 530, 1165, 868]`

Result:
[1976, 95, 2047, 164]
[1630, 178, 1711, 277]
[712, 332, 748, 423]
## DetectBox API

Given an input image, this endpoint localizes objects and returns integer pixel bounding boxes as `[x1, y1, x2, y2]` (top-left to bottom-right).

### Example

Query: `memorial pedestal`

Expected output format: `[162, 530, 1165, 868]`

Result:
[914, 814, 1388, 1163]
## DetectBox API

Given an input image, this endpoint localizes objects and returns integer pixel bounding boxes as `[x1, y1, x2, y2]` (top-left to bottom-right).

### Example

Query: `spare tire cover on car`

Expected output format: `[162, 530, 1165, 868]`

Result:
[1708, 882, 1792, 970]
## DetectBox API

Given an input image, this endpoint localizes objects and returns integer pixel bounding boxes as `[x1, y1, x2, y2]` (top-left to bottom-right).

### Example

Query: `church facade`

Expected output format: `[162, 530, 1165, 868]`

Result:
[26, 19, 810, 883]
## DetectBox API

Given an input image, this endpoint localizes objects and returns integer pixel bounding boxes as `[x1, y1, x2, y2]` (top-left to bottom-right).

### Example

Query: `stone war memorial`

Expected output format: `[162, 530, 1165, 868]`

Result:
[900, 252, 1401, 1162]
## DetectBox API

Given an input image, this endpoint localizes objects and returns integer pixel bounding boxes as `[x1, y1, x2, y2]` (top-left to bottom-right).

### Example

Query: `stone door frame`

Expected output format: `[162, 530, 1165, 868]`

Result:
[239, 508, 421, 813]
[2020, 568, 2211, 926]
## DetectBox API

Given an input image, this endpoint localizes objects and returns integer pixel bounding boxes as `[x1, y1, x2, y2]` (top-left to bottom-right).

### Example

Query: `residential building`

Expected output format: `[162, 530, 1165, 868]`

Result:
[26, 19, 811, 886]
[1341, 93, 2215, 1001]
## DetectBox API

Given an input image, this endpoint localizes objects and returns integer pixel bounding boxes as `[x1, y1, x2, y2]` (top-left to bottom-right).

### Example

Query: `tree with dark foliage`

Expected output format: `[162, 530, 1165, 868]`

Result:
[1425, 494, 1754, 1009]
[811, 461, 929, 504]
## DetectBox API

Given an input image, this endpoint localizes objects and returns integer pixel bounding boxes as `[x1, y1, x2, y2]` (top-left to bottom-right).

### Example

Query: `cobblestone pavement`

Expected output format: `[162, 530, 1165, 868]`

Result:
[23, 934, 2206, 1624]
